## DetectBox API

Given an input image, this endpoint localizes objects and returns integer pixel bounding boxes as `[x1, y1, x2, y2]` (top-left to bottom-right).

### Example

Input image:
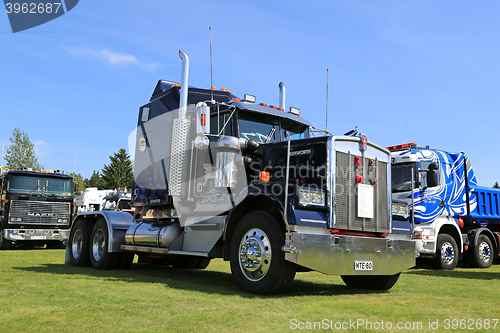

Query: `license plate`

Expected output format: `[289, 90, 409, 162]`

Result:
[354, 260, 373, 271]
[31, 236, 46, 240]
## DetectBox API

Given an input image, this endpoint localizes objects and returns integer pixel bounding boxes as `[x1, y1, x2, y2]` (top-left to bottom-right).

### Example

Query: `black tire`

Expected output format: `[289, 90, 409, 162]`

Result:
[115, 253, 135, 270]
[229, 211, 296, 295]
[194, 258, 211, 270]
[468, 234, 494, 268]
[341, 273, 400, 290]
[433, 234, 459, 270]
[89, 219, 119, 270]
[46, 241, 65, 249]
[170, 255, 200, 269]
[69, 220, 92, 266]
[0, 230, 12, 250]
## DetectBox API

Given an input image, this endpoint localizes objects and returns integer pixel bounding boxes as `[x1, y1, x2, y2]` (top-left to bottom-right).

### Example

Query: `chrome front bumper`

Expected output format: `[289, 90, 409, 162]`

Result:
[285, 232, 416, 275]
[4, 229, 70, 241]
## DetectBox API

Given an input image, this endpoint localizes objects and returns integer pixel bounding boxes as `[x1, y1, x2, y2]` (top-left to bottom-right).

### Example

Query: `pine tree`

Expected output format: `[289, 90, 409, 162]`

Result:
[84, 170, 104, 190]
[4, 128, 43, 170]
[101, 148, 133, 190]
[494, 181, 500, 189]
[70, 172, 85, 193]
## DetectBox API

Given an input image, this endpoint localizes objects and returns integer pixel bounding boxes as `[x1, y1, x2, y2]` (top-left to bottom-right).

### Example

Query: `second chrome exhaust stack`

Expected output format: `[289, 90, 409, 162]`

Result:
[279, 82, 285, 111]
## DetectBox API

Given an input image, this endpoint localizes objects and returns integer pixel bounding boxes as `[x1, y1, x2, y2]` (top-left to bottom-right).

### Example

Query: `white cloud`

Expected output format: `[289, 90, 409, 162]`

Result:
[63, 47, 164, 71]
[64, 47, 138, 65]
[33, 140, 48, 157]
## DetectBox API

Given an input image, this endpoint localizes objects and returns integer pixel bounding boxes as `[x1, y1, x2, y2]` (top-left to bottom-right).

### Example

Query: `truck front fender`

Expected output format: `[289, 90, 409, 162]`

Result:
[417, 217, 463, 255]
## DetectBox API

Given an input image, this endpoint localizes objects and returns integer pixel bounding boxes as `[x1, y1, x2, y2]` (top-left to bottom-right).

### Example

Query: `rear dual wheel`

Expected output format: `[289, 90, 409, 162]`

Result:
[70, 218, 134, 269]
[69, 220, 92, 266]
[467, 234, 493, 268]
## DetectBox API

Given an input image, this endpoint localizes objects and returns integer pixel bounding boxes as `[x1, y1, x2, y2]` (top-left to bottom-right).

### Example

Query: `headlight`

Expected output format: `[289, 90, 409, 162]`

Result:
[57, 218, 68, 224]
[391, 201, 409, 219]
[298, 188, 325, 207]
[10, 217, 22, 222]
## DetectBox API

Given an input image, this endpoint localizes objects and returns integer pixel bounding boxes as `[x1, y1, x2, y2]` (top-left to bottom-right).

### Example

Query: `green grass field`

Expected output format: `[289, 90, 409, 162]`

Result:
[0, 249, 499, 332]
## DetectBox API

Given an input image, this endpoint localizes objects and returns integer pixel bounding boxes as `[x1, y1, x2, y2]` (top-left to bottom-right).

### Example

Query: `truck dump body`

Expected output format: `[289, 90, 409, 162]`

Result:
[469, 186, 500, 224]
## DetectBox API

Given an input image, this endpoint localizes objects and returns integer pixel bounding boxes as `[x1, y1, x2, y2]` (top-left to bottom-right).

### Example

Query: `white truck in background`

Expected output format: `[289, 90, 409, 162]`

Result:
[74, 188, 114, 214]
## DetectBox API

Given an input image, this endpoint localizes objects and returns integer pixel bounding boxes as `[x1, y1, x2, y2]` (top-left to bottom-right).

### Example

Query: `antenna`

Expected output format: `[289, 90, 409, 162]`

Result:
[325, 69, 329, 132]
[209, 27, 219, 134]
[209, 27, 214, 104]
[73, 152, 78, 174]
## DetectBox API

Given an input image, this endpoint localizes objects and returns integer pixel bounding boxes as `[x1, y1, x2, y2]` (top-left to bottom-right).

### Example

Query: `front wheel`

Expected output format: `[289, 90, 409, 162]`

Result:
[229, 211, 296, 295]
[0, 230, 12, 250]
[90, 219, 119, 270]
[433, 234, 458, 270]
[341, 273, 400, 290]
[468, 234, 494, 268]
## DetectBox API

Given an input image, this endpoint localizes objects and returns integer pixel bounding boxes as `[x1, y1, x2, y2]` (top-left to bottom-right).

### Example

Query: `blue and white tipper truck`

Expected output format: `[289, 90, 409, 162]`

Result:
[389, 143, 500, 270]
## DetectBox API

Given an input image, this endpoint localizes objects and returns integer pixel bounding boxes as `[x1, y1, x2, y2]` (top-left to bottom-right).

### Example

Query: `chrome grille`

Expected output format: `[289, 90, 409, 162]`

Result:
[9, 200, 71, 225]
[334, 151, 390, 232]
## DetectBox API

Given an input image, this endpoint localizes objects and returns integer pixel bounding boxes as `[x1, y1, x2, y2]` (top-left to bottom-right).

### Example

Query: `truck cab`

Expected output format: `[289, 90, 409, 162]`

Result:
[0, 169, 74, 249]
[102, 188, 133, 215]
[389, 143, 500, 269]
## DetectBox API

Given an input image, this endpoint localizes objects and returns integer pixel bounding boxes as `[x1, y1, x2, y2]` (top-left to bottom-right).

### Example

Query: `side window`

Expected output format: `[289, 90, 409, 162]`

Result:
[210, 114, 232, 136]
[419, 161, 439, 188]
[210, 114, 232, 143]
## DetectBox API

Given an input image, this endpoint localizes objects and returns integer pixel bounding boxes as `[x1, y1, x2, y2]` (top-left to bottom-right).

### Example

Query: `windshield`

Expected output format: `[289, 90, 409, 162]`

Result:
[102, 198, 131, 211]
[102, 199, 117, 210]
[7, 175, 72, 196]
[392, 163, 417, 192]
[238, 111, 309, 143]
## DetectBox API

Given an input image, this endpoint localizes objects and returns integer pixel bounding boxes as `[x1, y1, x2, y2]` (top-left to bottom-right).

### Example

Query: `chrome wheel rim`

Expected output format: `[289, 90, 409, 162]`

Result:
[71, 229, 83, 259]
[440, 241, 455, 264]
[479, 241, 491, 262]
[238, 228, 271, 281]
[92, 229, 105, 262]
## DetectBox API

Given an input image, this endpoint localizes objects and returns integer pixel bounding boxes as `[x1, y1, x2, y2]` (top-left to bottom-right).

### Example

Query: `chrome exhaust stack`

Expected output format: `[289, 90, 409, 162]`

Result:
[279, 82, 285, 110]
[168, 48, 192, 213]
[178, 48, 189, 118]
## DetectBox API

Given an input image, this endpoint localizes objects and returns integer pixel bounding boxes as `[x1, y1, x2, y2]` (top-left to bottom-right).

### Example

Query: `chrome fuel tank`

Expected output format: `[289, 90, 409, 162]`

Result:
[125, 221, 182, 248]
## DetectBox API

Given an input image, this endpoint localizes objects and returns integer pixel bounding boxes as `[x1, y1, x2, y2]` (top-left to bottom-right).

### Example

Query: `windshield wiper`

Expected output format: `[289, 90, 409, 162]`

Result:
[265, 128, 276, 143]
[28, 180, 41, 195]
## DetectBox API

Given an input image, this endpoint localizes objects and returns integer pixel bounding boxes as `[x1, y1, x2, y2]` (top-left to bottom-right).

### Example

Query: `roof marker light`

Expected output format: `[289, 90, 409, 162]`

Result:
[173, 83, 180, 87]
[259, 103, 268, 107]
[210, 86, 217, 90]
[386, 143, 417, 151]
[243, 94, 256, 103]
[289, 106, 300, 116]
[269, 105, 277, 109]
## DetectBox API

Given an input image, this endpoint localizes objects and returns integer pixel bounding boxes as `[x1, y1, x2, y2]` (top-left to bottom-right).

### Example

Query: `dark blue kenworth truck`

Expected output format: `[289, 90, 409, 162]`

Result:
[66, 49, 415, 294]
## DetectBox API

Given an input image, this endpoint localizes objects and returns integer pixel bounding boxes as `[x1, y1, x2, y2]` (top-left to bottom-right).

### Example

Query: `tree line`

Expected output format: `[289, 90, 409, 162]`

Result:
[2, 127, 500, 190]
[3, 128, 133, 191]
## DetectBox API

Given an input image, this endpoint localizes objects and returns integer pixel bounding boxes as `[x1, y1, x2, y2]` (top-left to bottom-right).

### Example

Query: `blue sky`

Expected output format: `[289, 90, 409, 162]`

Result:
[1, 0, 499, 186]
